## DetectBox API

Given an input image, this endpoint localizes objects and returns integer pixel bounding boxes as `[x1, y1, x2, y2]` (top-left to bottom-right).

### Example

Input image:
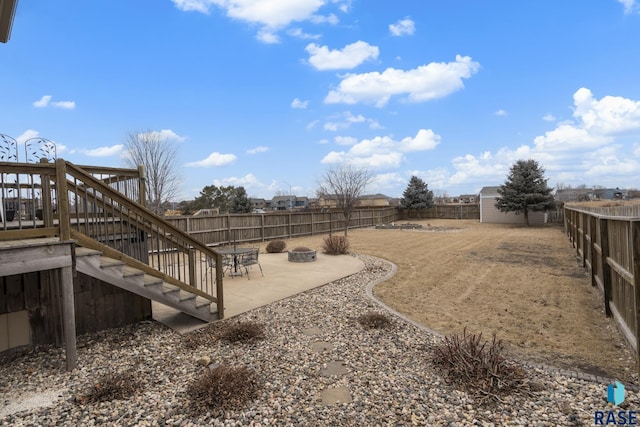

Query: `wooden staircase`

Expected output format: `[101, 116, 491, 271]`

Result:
[75, 247, 217, 322]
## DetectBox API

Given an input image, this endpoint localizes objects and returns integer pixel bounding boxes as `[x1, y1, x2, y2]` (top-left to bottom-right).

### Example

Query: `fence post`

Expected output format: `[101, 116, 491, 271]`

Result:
[632, 220, 640, 371]
[589, 215, 597, 287]
[137, 165, 146, 207]
[599, 217, 612, 317]
[288, 213, 292, 238]
[261, 214, 265, 242]
[581, 212, 588, 268]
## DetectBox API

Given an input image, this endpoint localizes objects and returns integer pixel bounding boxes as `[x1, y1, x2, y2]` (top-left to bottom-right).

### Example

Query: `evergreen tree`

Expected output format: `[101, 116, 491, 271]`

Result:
[495, 159, 556, 226]
[400, 176, 434, 209]
[230, 187, 252, 213]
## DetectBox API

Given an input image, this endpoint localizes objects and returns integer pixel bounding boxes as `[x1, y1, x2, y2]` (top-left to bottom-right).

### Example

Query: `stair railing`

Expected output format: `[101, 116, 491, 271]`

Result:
[0, 158, 224, 318]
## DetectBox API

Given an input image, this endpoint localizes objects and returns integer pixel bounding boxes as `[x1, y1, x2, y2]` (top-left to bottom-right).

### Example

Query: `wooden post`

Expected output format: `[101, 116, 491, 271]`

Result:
[288, 213, 292, 239]
[40, 158, 54, 227]
[188, 247, 196, 287]
[55, 159, 71, 241]
[215, 252, 224, 319]
[632, 221, 640, 374]
[60, 264, 77, 371]
[261, 214, 265, 242]
[137, 165, 146, 207]
[600, 217, 612, 317]
[581, 212, 588, 268]
[311, 212, 315, 236]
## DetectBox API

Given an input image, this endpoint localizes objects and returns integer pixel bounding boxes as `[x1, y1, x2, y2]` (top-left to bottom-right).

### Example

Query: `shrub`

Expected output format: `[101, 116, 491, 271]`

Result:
[322, 235, 349, 255]
[219, 321, 265, 343]
[266, 240, 286, 253]
[291, 246, 312, 252]
[358, 312, 392, 329]
[187, 365, 260, 410]
[76, 368, 140, 404]
[432, 328, 527, 403]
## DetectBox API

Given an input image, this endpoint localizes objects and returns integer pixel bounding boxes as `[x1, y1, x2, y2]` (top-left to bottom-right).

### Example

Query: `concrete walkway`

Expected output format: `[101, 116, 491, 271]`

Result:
[152, 252, 365, 333]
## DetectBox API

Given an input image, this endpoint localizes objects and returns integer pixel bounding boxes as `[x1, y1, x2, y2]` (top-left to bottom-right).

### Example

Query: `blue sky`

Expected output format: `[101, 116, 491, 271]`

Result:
[2, 0, 640, 200]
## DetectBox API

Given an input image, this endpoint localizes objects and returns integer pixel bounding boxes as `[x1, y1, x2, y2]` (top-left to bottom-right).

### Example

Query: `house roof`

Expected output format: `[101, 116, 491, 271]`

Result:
[479, 186, 501, 196]
[0, 0, 18, 43]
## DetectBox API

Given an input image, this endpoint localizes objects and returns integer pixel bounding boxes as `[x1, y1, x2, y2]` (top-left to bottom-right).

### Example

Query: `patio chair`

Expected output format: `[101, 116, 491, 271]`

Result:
[238, 248, 263, 280]
[206, 254, 235, 278]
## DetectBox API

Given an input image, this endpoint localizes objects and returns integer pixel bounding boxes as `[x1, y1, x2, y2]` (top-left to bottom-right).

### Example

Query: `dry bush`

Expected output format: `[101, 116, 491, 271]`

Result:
[432, 328, 527, 403]
[266, 240, 286, 253]
[219, 321, 265, 343]
[358, 312, 392, 329]
[187, 365, 260, 410]
[291, 246, 312, 252]
[76, 368, 141, 404]
[322, 235, 349, 255]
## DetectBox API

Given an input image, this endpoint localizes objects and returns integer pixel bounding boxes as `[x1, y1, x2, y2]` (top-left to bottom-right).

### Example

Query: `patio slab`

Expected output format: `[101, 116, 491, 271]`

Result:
[152, 252, 364, 333]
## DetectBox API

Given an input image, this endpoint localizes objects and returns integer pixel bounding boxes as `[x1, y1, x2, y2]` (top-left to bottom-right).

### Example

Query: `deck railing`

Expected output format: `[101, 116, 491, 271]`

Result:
[0, 159, 224, 317]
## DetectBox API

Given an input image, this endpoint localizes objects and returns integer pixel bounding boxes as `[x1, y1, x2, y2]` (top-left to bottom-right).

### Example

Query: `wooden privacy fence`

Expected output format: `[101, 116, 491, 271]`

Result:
[164, 207, 399, 246]
[401, 204, 480, 220]
[564, 204, 640, 363]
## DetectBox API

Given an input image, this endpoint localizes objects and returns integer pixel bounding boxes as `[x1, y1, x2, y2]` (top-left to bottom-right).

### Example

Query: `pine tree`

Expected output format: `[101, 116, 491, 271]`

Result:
[495, 159, 555, 226]
[400, 176, 434, 209]
[230, 187, 252, 213]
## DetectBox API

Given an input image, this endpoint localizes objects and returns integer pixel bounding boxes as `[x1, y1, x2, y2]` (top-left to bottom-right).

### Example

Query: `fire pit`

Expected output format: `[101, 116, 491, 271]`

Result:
[288, 247, 317, 263]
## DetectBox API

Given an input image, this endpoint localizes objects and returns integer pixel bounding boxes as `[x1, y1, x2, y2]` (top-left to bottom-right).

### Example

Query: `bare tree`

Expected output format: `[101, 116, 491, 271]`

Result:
[317, 163, 372, 236]
[123, 130, 182, 215]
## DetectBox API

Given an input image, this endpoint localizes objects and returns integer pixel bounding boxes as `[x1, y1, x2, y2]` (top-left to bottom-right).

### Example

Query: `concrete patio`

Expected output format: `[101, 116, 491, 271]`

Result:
[152, 251, 365, 333]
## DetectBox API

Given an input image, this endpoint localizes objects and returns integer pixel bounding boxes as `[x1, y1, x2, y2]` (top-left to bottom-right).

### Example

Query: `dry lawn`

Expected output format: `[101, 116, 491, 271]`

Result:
[270, 219, 637, 383]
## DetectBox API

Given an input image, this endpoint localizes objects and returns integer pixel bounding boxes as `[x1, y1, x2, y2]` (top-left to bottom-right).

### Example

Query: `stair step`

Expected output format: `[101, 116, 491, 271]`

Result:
[143, 275, 164, 287]
[75, 247, 102, 258]
[178, 290, 196, 303]
[122, 266, 144, 278]
[100, 256, 125, 269]
[195, 296, 211, 309]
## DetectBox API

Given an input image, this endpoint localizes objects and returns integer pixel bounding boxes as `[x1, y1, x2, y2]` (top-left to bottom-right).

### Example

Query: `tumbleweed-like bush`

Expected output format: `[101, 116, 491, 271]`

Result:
[358, 312, 392, 329]
[218, 321, 265, 343]
[76, 367, 141, 404]
[322, 235, 349, 255]
[432, 328, 527, 403]
[187, 365, 260, 410]
[266, 240, 286, 253]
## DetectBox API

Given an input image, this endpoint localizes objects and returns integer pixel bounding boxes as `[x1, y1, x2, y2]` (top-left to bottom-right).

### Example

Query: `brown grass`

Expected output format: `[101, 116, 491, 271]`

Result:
[259, 219, 637, 383]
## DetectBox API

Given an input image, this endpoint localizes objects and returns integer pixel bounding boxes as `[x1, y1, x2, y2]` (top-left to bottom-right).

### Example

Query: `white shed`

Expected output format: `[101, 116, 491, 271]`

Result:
[479, 186, 546, 225]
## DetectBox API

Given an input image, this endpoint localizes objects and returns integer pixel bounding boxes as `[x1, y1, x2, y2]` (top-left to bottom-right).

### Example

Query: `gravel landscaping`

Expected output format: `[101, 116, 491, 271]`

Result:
[1, 254, 637, 426]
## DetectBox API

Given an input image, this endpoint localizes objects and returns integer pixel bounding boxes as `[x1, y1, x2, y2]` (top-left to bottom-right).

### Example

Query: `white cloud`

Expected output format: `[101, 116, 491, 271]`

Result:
[323, 111, 381, 132]
[81, 144, 124, 157]
[618, 0, 638, 14]
[494, 109, 507, 116]
[33, 95, 52, 108]
[572, 87, 640, 134]
[389, 18, 415, 36]
[334, 136, 357, 145]
[291, 98, 309, 109]
[140, 129, 187, 142]
[325, 55, 480, 107]
[542, 114, 556, 122]
[321, 129, 440, 170]
[172, 0, 328, 43]
[438, 88, 640, 192]
[246, 146, 269, 154]
[306, 41, 379, 70]
[212, 173, 260, 188]
[309, 13, 339, 24]
[15, 129, 40, 144]
[33, 95, 76, 109]
[257, 30, 280, 44]
[185, 152, 237, 167]
[287, 28, 321, 40]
